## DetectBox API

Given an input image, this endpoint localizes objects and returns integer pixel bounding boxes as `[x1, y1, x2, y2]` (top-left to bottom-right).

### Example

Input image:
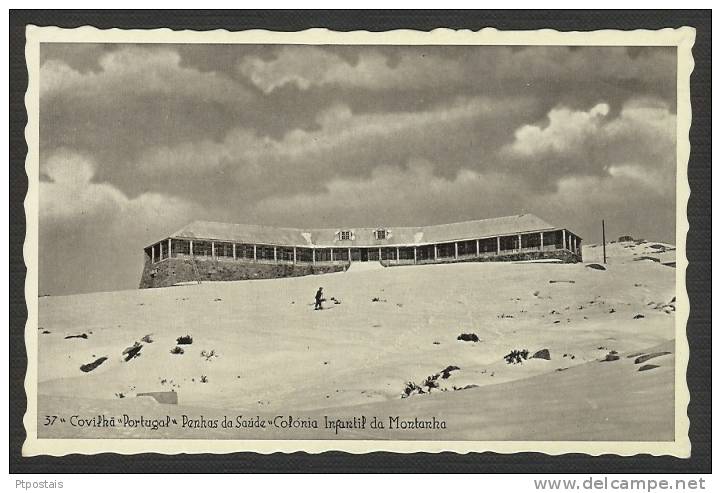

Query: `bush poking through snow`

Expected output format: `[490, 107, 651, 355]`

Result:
[80, 356, 108, 373]
[457, 333, 479, 342]
[401, 381, 424, 398]
[634, 351, 671, 365]
[600, 352, 620, 362]
[422, 374, 440, 391]
[176, 335, 193, 345]
[402, 365, 461, 398]
[141, 334, 154, 343]
[170, 346, 185, 355]
[122, 342, 142, 361]
[452, 384, 479, 391]
[504, 349, 529, 364]
[440, 365, 460, 379]
[201, 349, 218, 361]
[531, 349, 551, 360]
[200, 375, 208, 383]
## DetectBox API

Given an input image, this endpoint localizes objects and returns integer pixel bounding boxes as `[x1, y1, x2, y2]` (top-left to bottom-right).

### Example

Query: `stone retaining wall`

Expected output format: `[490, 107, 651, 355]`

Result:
[139, 258, 346, 289]
[139, 249, 580, 289]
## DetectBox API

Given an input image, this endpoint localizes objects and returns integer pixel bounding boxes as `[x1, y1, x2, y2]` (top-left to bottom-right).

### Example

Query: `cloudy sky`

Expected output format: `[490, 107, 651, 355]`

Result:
[38, 43, 677, 295]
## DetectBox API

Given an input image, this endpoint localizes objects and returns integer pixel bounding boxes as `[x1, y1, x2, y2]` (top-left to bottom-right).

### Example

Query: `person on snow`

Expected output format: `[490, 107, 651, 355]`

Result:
[314, 287, 324, 310]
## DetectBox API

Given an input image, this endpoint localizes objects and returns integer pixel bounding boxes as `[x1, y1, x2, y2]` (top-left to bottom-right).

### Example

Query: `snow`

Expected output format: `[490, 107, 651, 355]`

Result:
[36, 244, 677, 440]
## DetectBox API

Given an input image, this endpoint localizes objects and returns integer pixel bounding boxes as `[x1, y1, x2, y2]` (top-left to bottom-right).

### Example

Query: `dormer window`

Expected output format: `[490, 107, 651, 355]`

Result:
[374, 228, 387, 240]
[339, 230, 352, 241]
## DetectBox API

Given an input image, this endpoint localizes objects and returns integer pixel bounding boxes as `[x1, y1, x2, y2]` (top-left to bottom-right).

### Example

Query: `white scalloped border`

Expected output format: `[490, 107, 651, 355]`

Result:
[22, 25, 695, 457]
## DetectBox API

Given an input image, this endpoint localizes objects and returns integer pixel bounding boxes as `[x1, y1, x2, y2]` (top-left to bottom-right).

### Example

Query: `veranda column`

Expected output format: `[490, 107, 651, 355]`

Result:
[232, 243, 236, 260]
[476, 239, 480, 257]
[496, 236, 500, 255]
[539, 232, 544, 251]
[378, 247, 382, 261]
[151, 245, 155, 263]
[253, 245, 257, 261]
[312, 249, 316, 265]
[293, 247, 297, 264]
[396, 247, 400, 263]
[518, 234, 522, 252]
[159, 242, 163, 259]
[330, 249, 334, 262]
[273, 247, 277, 262]
[562, 230, 567, 251]
[348, 247, 351, 263]
[434, 244, 438, 260]
[211, 241, 215, 259]
[168, 238, 172, 258]
[413, 247, 417, 264]
[189, 240, 193, 256]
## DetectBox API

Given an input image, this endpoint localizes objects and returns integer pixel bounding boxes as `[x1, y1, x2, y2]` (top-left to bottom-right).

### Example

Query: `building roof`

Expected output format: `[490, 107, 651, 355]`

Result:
[159, 214, 565, 248]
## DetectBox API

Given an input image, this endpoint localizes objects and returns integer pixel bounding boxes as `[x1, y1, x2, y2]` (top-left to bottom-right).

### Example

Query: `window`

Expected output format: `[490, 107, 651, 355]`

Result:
[172, 239, 191, 256]
[543, 230, 564, 248]
[277, 247, 294, 262]
[457, 240, 476, 256]
[193, 241, 213, 257]
[315, 249, 331, 262]
[152, 243, 161, 262]
[479, 237, 497, 253]
[297, 248, 313, 263]
[236, 244, 255, 259]
[381, 247, 396, 261]
[436, 243, 455, 258]
[521, 233, 541, 249]
[332, 248, 349, 261]
[256, 245, 275, 261]
[339, 230, 352, 241]
[416, 245, 434, 261]
[374, 229, 387, 240]
[398, 247, 415, 260]
[499, 235, 520, 251]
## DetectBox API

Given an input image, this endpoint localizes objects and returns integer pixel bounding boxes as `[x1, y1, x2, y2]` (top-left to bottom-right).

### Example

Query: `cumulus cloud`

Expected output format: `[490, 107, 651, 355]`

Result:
[244, 158, 675, 243]
[40, 151, 194, 223]
[245, 161, 507, 226]
[41, 152, 127, 221]
[39, 151, 197, 294]
[132, 95, 536, 199]
[502, 99, 676, 191]
[238, 45, 676, 96]
[41, 46, 253, 104]
[238, 46, 461, 93]
[506, 103, 610, 156]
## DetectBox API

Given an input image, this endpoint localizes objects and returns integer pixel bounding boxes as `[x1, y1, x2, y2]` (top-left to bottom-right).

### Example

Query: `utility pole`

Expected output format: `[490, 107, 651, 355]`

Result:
[602, 219, 607, 264]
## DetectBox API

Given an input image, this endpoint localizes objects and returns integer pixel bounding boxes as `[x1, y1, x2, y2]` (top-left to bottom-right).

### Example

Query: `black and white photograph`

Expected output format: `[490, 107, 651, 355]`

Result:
[19, 24, 696, 458]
